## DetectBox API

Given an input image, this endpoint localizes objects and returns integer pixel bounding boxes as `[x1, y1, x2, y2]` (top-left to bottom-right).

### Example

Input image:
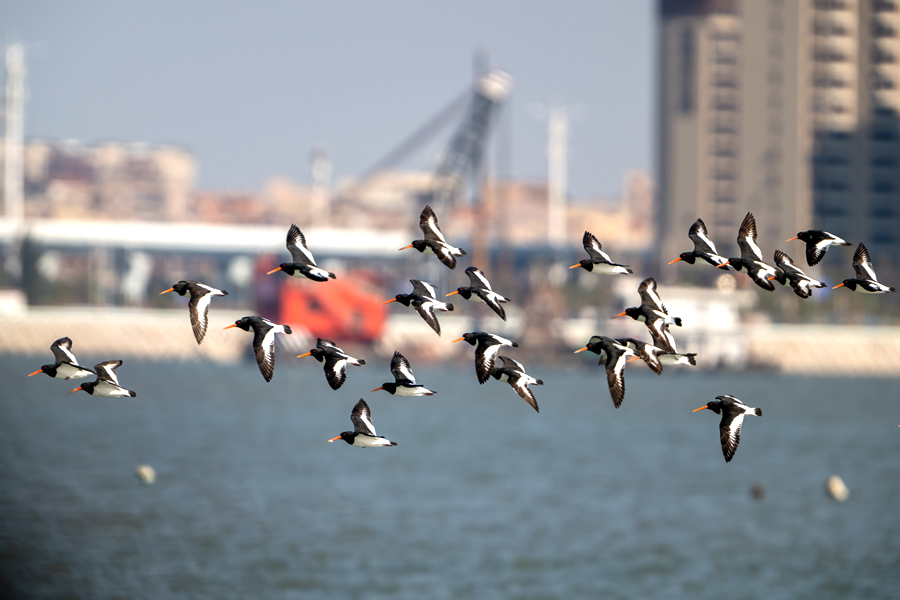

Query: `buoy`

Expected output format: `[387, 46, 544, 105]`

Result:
[825, 475, 848, 502]
[136, 465, 156, 485]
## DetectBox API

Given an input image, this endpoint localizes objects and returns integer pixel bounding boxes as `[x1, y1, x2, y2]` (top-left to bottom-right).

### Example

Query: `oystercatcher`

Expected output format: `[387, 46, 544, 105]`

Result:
[372, 351, 435, 396]
[452, 331, 518, 384]
[614, 278, 681, 353]
[223, 316, 292, 382]
[719, 212, 778, 291]
[445, 266, 511, 321]
[833, 243, 896, 293]
[159, 280, 228, 344]
[383, 279, 454, 336]
[399, 205, 466, 269]
[668, 218, 730, 269]
[769, 250, 826, 298]
[786, 230, 851, 266]
[574, 336, 636, 408]
[616, 336, 697, 375]
[693, 395, 762, 463]
[69, 361, 136, 397]
[267, 224, 336, 281]
[328, 399, 397, 447]
[569, 231, 632, 274]
[28, 337, 94, 380]
[298, 338, 366, 390]
[490, 355, 542, 412]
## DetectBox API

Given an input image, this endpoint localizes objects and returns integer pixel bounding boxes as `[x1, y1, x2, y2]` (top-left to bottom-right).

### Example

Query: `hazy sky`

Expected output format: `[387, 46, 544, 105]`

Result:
[2, 1, 654, 198]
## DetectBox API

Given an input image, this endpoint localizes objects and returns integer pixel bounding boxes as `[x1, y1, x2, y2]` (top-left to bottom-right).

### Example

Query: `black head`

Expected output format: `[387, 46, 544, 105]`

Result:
[28, 364, 56, 378]
[570, 259, 593, 272]
[225, 317, 253, 332]
[453, 331, 480, 347]
[795, 231, 812, 242]
[393, 294, 413, 307]
[329, 431, 355, 445]
[69, 382, 91, 394]
[400, 240, 427, 253]
[678, 252, 697, 264]
[298, 347, 326, 362]
[455, 287, 473, 299]
[168, 281, 191, 296]
[695, 400, 723, 414]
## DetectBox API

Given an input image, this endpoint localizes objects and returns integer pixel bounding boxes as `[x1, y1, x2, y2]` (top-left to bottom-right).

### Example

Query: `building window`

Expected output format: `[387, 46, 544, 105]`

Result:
[873, 18, 898, 38]
[874, 0, 898, 12]
[871, 181, 896, 193]
[872, 155, 898, 166]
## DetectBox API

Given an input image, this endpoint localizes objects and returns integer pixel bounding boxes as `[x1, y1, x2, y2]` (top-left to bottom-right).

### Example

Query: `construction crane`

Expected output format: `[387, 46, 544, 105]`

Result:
[344, 68, 513, 210]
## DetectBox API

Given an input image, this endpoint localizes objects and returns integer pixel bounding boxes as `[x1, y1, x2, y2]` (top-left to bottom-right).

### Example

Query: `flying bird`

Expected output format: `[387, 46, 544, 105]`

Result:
[490, 355, 542, 412]
[719, 212, 778, 291]
[445, 266, 511, 321]
[328, 399, 398, 447]
[569, 231, 632, 274]
[69, 361, 136, 397]
[298, 338, 366, 390]
[832, 243, 896, 293]
[267, 224, 336, 281]
[452, 331, 518, 384]
[28, 337, 94, 380]
[786, 230, 851, 266]
[614, 278, 681, 353]
[159, 280, 228, 344]
[574, 336, 637, 409]
[769, 250, 826, 298]
[372, 351, 434, 396]
[399, 204, 466, 269]
[693, 395, 762, 463]
[668, 218, 730, 269]
[383, 279, 454, 336]
[223, 316, 292, 382]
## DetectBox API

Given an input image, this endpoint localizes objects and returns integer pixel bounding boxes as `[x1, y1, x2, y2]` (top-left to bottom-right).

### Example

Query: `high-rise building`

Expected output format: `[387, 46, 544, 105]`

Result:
[657, 0, 900, 281]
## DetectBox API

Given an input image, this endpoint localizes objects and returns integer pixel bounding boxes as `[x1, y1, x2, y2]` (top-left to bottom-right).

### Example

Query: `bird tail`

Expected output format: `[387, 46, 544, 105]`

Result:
[534, 379, 544, 386]
[673, 317, 683, 327]
[283, 325, 293, 334]
[129, 390, 137, 397]
[685, 354, 697, 366]
[329, 272, 337, 279]
[754, 407, 762, 417]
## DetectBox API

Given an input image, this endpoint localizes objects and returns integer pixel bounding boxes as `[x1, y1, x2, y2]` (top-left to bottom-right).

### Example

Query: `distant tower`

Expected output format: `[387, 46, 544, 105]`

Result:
[530, 103, 580, 248]
[546, 107, 569, 248]
[3, 43, 26, 280]
[309, 147, 331, 226]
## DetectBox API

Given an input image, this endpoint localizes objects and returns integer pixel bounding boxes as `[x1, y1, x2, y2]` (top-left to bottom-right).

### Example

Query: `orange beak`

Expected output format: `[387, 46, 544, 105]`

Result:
[613, 311, 627, 318]
[832, 283, 845, 289]
[627, 356, 641, 363]
[223, 324, 237, 330]
[159, 287, 174, 295]
[69, 387, 82, 393]
[451, 337, 465, 343]
[297, 351, 312, 358]
[382, 298, 396, 305]
[785, 236, 798, 242]
[371, 387, 384, 392]
[568, 263, 581, 269]
[399, 244, 414, 251]
[327, 436, 341, 442]
[692, 405, 708, 412]
[767, 275, 776, 281]
[28, 369, 43, 377]
[668, 257, 683, 265]
[445, 290, 459, 297]
[573, 346, 588, 353]
[717, 262, 730, 268]
[266, 267, 282, 275]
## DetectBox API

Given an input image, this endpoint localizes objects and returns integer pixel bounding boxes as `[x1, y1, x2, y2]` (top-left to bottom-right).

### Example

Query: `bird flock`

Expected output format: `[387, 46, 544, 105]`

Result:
[28, 206, 894, 460]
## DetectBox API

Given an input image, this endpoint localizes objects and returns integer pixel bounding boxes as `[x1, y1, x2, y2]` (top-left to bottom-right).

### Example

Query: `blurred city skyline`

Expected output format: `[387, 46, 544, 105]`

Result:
[1, 1, 654, 198]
